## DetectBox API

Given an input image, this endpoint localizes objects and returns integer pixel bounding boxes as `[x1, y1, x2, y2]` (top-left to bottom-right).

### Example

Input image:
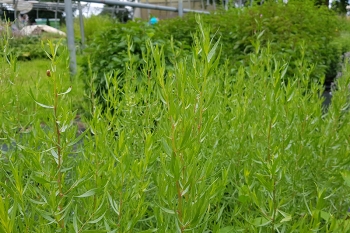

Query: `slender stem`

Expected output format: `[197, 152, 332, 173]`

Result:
[267, 118, 272, 161]
[54, 75, 64, 228]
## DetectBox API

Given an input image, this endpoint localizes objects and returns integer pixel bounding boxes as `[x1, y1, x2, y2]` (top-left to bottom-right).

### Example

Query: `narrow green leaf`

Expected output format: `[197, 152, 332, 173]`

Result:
[36, 208, 56, 223]
[207, 37, 221, 63]
[34, 100, 54, 109]
[159, 206, 175, 215]
[58, 86, 72, 96]
[29, 88, 54, 109]
[88, 212, 106, 224]
[107, 193, 120, 215]
[50, 149, 59, 164]
[75, 188, 97, 198]
[253, 217, 271, 227]
[66, 128, 90, 148]
[73, 206, 78, 232]
[278, 210, 292, 223]
[257, 29, 265, 40]
[28, 198, 47, 205]
[161, 138, 172, 156]
[181, 185, 190, 197]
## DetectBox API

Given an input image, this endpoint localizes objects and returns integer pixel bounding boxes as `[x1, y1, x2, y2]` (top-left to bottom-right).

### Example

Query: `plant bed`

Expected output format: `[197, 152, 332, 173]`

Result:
[0, 14, 350, 233]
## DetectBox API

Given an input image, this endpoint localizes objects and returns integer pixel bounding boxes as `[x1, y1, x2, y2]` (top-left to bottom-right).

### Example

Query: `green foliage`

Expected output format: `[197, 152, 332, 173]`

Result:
[1, 14, 350, 232]
[72, 15, 118, 44]
[80, 19, 189, 110]
[161, 1, 341, 80]
[83, 1, 346, 110]
[6, 35, 65, 61]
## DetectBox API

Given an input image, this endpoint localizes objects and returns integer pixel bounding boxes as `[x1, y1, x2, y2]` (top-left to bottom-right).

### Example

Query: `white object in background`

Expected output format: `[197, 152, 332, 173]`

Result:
[20, 25, 66, 36]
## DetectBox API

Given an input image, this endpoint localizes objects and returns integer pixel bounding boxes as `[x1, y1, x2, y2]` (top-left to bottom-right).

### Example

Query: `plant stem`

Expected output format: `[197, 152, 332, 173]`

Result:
[53, 75, 64, 228]
[267, 118, 272, 161]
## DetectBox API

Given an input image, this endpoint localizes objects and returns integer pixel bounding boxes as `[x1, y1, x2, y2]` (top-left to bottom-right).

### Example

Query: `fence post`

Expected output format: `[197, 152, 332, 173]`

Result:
[178, 0, 183, 17]
[64, 0, 77, 75]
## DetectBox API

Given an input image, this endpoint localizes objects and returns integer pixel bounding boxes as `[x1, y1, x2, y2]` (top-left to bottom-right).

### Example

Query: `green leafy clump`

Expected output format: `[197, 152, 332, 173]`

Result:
[80, 19, 189, 111]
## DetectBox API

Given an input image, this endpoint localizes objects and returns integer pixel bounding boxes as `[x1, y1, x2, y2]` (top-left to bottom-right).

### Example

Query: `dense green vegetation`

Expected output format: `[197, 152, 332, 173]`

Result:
[81, 1, 350, 110]
[1, 1, 350, 232]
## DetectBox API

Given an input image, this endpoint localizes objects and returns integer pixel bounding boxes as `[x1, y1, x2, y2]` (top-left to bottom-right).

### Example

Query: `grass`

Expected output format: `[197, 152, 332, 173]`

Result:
[0, 16, 350, 232]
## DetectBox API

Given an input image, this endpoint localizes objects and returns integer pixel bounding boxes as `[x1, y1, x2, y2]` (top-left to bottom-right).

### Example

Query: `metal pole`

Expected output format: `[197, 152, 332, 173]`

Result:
[13, 0, 17, 27]
[64, 0, 77, 75]
[55, 0, 58, 19]
[178, 0, 183, 17]
[169, 0, 172, 17]
[225, 0, 228, 10]
[78, 1, 85, 50]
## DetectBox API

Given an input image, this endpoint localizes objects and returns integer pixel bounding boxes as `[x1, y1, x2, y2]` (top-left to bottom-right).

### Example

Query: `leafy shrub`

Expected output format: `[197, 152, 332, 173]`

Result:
[7, 36, 46, 60]
[6, 35, 66, 61]
[80, 19, 190, 110]
[72, 15, 118, 44]
[160, 1, 342, 79]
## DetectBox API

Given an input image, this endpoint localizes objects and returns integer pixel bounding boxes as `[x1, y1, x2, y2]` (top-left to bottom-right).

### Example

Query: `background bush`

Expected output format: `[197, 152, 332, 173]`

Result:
[160, 1, 342, 80]
[82, 0, 347, 109]
[80, 19, 190, 110]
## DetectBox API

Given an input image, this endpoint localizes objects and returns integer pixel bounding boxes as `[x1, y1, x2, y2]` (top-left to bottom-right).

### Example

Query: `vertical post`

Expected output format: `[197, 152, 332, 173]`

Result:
[225, 0, 228, 10]
[146, 0, 150, 18]
[178, 0, 183, 17]
[13, 0, 17, 27]
[133, 0, 141, 19]
[169, 0, 173, 17]
[78, 1, 85, 50]
[64, 0, 77, 75]
[55, 0, 58, 19]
